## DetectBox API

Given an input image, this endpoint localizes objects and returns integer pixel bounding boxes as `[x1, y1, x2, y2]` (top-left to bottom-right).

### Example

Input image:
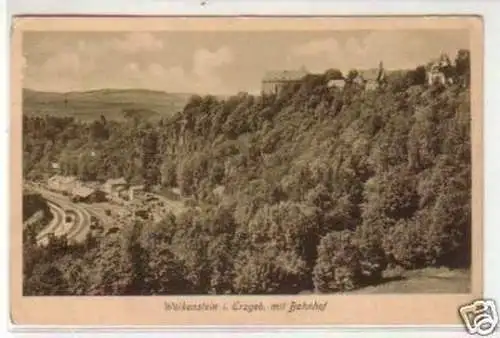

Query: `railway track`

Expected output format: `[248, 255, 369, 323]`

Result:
[47, 194, 91, 242]
[66, 206, 91, 242]
[31, 187, 93, 244]
[36, 201, 66, 245]
[26, 182, 186, 244]
[78, 203, 113, 225]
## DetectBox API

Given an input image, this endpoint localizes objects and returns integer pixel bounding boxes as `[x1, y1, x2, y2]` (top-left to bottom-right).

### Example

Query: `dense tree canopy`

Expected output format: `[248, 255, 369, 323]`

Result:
[23, 50, 472, 295]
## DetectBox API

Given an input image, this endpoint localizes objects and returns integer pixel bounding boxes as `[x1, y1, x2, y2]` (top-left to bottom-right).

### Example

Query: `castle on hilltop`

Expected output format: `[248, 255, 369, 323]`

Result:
[261, 62, 388, 94]
[260, 55, 454, 95]
[426, 53, 453, 86]
[261, 66, 309, 95]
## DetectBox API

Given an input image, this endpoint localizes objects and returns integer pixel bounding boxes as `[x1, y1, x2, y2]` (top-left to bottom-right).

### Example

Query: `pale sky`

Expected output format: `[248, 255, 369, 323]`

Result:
[22, 29, 469, 95]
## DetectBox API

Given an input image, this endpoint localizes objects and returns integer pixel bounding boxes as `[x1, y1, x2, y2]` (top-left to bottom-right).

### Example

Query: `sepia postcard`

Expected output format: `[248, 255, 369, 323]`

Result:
[10, 16, 483, 327]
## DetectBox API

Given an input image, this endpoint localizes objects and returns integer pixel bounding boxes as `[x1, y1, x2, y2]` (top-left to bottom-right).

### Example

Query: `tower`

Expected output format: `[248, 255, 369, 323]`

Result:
[377, 61, 386, 82]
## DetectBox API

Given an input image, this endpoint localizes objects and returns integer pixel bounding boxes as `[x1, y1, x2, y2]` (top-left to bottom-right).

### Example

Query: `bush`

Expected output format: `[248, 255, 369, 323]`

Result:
[356, 228, 388, 283]
[313, 231, 363, 292]
[24, 264, 69, 296]
[207, 234, 235, 294]
[145, 247, 187, 295]
[246, 202, 320, 271]
[383, 217, 430, 269]
[233, 246, 308, 294]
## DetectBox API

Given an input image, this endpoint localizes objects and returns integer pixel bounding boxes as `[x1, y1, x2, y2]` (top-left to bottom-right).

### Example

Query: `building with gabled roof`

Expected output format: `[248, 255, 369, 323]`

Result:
[103, 177, 129, 197]
[327, 78, 346, 89]
[73, 186, 94, 197]
[105, 177, 127, 185]
[426, 53, 453, 86]
[47, 175, 79, 193]
[128, 184, 145, 201]
[261, 66, 309, 95]
[71, 186, 107, 203]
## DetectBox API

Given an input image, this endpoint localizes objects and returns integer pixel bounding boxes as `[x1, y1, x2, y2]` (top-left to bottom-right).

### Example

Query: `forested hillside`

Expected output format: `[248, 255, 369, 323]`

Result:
[22, 50, 472, 295]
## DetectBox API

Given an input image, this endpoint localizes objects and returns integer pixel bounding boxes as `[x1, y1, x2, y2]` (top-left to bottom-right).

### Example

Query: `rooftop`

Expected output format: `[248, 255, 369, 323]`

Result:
[327, 79, 346, 88]
[48, 175, 78, 183]
[262, 68, 309, 83]
[72, 186, 95, 198]
[427, 53, 452, 71]
[83, 181, 101, 189]
[105, 177, 127, 186]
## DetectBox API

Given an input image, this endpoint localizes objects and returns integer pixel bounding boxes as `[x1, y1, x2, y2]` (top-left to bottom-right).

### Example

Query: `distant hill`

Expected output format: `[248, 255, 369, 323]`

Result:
[22, 88, 193, 122]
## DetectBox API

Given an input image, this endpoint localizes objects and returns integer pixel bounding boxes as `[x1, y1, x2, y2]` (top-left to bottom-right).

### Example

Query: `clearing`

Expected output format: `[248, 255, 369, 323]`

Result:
[350, 267, 470, 294]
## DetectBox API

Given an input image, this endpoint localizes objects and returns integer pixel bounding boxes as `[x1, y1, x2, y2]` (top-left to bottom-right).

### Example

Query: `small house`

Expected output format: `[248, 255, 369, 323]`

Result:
[50, 162, 60, 173]
[261, 67, 309, 95]
[327, 78, 346, 89]
[128, 184, 145, 201]
[71, 186, 107, 203]
[82, 181, 102, 190]
[103, 177, 128, 196]
[119, 188, 129, 200]
[47, 175, 78, 194]
[114, 185, 127, 198]
[47, 175, 60, 191]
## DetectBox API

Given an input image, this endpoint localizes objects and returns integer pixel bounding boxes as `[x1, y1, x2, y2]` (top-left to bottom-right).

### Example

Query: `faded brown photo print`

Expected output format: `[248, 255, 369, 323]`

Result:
[21, 26, 474, 296]
[11, 16, 483, 326]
